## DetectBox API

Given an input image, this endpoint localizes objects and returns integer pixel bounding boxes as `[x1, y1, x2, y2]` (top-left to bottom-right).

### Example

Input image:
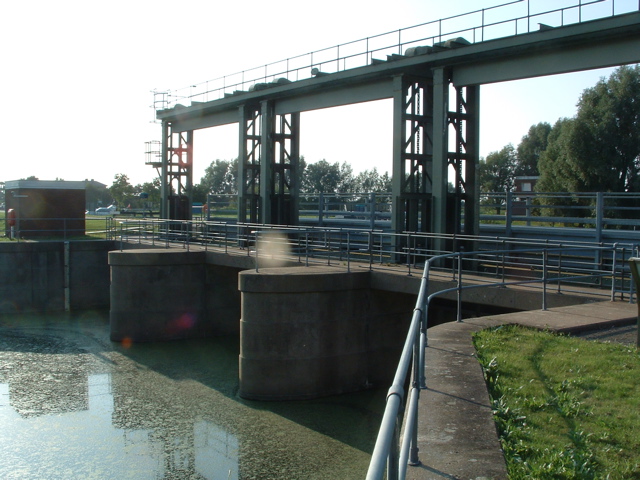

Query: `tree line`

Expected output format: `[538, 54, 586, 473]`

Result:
[191, 158, 391, 201]
[479, 65, 640, 196]
[103, 160, 391, 210]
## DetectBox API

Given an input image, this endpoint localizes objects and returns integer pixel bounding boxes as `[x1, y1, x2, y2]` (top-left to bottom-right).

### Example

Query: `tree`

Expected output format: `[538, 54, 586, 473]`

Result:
[354, 168, 391, 193]
[108, 173, 135, 208]
[137, 178, 162, 210]
[198, 159, 238, 195]
[538, 66, 640, 193]
[535, 118, 579, 193]
[85, 180, 113, 210]
[337, 162, 356, 193]
[516, 122, 551, 176]
[301, 159, 341, 193]
[478, 144, 517, 194]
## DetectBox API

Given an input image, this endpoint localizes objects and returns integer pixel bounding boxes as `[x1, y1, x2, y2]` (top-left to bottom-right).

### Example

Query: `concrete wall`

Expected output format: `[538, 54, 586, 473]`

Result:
[238, 266, 416, 400]
[109, 249, 251, 342]
[0, 241, 115, 313]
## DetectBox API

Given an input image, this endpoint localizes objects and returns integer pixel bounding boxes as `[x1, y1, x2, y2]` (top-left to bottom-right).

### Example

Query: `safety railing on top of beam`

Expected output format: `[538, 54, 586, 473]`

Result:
[364, 240, 635, 480]
[155, 0, 637, 110]
[114, 217, 638, 302]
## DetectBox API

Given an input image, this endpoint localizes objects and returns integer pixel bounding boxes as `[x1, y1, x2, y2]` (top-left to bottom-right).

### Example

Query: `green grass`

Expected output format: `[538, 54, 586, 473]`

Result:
[473, 325, 640, 480]
[0, 215, 113, 241]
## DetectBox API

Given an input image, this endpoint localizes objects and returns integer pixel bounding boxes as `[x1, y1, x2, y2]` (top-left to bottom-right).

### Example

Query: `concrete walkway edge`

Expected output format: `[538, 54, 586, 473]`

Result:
[407, 300, 637, 480]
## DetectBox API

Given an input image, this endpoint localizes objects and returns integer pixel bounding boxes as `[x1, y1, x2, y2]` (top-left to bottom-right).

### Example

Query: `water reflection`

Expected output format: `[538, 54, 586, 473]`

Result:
[1, 371, 239, 479]
[0, 313, 382, 479]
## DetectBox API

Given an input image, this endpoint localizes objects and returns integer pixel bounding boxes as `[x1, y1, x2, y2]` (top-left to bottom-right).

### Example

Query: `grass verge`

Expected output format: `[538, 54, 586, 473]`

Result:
[473, 325, 640, 479]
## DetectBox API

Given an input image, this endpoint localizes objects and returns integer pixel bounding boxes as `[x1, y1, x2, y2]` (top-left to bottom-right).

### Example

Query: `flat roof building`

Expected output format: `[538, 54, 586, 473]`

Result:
[4, 180, 86, 238]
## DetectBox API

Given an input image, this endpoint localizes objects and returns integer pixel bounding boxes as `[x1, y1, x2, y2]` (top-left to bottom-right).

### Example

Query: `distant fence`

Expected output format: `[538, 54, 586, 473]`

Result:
[205, 190, 640, 237]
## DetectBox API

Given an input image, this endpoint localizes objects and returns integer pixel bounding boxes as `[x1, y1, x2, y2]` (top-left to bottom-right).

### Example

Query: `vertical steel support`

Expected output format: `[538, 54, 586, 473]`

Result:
[160, 121, 169, 219]
[431, 68, 450, 253]
[260, 100, 275, 224]
[239, 104, 262, 223]
[238, 102, 300, 225]
[271, 111, 300, 225]
[448, 85, 480, 237]
[160, 122, 194, 220]
[392, 75, 434, 235]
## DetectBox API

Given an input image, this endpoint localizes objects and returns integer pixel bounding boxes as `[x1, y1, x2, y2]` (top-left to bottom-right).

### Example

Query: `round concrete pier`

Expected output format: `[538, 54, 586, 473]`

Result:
[238, 266, 372, 400]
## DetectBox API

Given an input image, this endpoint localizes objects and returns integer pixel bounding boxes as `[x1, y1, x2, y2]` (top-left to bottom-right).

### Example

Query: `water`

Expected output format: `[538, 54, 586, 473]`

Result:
[0, 312, 384, 479]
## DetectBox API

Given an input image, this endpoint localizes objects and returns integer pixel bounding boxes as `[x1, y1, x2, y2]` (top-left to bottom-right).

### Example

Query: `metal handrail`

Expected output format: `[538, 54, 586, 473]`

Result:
[113, 218, 636, 298]
[365, 242, 626, 479]
[156, 0, 633, 109]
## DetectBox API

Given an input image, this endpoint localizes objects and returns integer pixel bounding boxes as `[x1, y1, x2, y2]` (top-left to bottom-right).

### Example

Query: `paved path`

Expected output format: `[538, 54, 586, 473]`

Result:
[407, 301, 638, 480]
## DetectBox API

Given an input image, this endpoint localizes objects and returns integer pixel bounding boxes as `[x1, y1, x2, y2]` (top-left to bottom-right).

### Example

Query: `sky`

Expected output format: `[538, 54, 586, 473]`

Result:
[1, 0, 638, 188]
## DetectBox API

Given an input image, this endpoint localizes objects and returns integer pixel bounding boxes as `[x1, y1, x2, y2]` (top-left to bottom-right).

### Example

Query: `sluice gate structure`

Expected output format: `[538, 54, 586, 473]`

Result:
[153, 1, 640, 257]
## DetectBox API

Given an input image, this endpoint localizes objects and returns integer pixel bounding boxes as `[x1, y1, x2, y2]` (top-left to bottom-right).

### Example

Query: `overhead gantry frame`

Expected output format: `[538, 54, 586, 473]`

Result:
[160, 72, 476, 245]
[155, 10, 638, 241]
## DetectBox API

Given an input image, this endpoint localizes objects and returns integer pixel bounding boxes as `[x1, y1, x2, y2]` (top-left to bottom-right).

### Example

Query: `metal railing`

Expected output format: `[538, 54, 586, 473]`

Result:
[365, 241, 633, 479]
[114, 218, 637, 299]
[204, 190, 640, 233]
[156, 0, 637, 109]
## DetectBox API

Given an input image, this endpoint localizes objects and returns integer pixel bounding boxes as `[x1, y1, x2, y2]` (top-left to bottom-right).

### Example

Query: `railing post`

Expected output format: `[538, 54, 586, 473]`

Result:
[557, 244, 563, 294]
[611, 244, 619, 301]
[254, 230, 260, 272]
[369, 231, 374, 271]
[505, 191, 513, 237]
[305, 232, 309, 267]
[457, 250, 463, 322]
[370, 192, 376, 230]
[318, 193, 324, 227]
[347, 232, 351, 272]
[387, 424, 400, 480]
[596, 192, 604, 246]
[407, 233, 412, 276]
[620, 247, 626, 301]
[501, 240, 506, 285]
[542, 249, 548, 310]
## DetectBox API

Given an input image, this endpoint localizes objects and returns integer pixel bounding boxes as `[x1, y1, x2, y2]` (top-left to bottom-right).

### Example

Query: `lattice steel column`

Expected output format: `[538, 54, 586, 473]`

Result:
[448, 85, 480, 237]
[392, 75, 434, 234]
[238, 102, 300, 225]
[269, 111, 300, 225]
[238, 104, 262, 223]
[160, 121, 193, 220]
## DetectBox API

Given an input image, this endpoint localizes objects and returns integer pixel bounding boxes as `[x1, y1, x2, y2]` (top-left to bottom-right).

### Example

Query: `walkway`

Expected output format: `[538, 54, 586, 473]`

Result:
[408, 301, 638, 480]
